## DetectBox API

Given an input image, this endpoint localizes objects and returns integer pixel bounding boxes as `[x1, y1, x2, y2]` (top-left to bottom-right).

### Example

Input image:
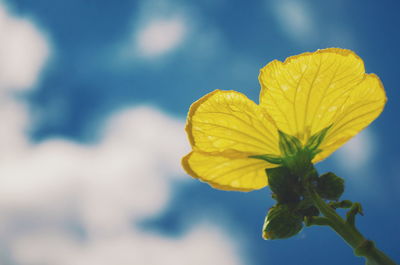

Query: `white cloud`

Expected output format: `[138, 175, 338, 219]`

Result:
[0, 4, 50, 92]
[0, 3, 244, 265]
[135, 17, 187, 58]
[332, 129, 386, 201]
[0, 106, 243, 265]
[13, 224, 242, 265]
[111, 0, 231, 69]
[334, 129, 375, 174]
[270, 0, 315, 44]
[269, 0, 357, 49]
[118, 0, 189, 60]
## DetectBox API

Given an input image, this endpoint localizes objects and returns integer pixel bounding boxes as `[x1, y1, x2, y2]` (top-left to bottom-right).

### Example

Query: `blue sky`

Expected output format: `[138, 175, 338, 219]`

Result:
[0, 0, 399, 264]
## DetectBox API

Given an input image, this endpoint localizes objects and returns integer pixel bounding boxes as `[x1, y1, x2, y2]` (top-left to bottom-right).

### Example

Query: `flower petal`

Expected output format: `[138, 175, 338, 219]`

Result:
[259, 48, 366, 143]
[314, 74, 386, 162]
[186, 90, 279, 156]
[182, 151, 270, 191]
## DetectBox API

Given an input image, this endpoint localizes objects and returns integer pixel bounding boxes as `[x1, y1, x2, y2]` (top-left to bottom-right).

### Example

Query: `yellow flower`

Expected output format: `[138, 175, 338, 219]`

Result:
[182, 48, 386, 191]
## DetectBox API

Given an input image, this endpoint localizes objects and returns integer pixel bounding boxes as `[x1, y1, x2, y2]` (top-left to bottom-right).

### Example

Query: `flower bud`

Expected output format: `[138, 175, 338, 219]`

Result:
[299, 206, 319, 217]
[316, 172, 344, 201]
[266, 167, 301, 204]
[262, 204, 303, 240]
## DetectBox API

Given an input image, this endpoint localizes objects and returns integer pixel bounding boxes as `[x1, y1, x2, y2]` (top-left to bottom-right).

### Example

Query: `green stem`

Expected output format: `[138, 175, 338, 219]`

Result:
[308, 189, 397, 265]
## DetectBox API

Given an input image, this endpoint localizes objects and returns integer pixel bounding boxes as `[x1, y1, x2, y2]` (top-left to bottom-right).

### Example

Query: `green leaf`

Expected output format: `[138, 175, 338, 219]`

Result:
[278, 130, 302, 157]
[316, 172, 345, 201]
[262, 204, 303, 240]
[249, 154, 283, 164]
[305, 125, 332, 153]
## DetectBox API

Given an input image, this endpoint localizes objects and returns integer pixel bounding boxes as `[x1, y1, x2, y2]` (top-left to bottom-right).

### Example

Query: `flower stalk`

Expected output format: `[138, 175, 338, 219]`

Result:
[307, 183, 397, 265]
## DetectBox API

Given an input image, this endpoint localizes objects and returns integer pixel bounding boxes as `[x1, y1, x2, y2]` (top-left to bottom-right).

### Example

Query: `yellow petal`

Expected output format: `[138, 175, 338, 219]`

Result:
[259, 48, 366, 144]
[314, 74, 386, 162]
[182, 151, 270, 191]
[186, 90, 279, 156]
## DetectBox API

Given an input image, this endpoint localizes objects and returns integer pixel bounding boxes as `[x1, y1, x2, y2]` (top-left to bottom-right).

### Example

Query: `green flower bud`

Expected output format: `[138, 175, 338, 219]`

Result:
[266, 167, 301, 204]
[262, 204, 303, 240]
[316, 172, 345, 201]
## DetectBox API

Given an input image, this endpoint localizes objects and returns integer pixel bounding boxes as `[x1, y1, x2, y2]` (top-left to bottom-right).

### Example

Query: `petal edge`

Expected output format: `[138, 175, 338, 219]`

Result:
[185, 90, 279, 156]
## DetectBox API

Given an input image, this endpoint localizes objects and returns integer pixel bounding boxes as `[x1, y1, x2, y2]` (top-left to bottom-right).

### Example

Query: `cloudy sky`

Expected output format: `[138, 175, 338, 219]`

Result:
[0, 0, 399, 264]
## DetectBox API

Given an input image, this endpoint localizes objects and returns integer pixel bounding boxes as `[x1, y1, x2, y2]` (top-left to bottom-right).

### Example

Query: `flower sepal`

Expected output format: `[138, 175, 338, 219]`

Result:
[278, 130, 302, 157]
[305, 125, 332, 156]
[277, 130, 315, 176]
[249, 154, 283, 165]
[278, 127, 332, 176]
